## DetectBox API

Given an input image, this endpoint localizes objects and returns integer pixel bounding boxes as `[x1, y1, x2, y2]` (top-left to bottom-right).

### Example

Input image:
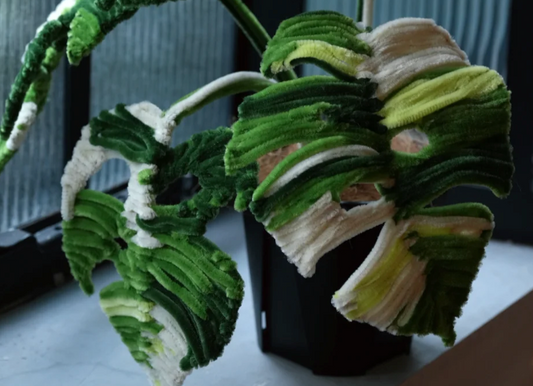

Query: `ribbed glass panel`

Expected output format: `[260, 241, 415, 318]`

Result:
[304, 0, 511, 79]
[0, 1, 65, 232]
[90, 0, 237, 191]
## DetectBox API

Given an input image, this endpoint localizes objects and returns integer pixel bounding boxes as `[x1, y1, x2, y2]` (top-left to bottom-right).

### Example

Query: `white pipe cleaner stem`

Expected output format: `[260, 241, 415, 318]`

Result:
[363, 0, 375, 28]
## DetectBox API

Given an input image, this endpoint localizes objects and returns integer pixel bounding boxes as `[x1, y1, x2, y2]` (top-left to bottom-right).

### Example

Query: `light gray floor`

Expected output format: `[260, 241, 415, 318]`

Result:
[1, 210, 533, 386]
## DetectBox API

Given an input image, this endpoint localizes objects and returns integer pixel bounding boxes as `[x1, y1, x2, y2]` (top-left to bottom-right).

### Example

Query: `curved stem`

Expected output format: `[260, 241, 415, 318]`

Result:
[218, 0, 269, 58]
[165, 72, 274, 123]
[219, 0, 297, 81]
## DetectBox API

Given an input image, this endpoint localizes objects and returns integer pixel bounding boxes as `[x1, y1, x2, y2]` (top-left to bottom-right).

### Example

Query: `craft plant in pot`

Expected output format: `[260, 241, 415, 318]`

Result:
[0, 0, 513, 385]
[247, 120, 428, 375]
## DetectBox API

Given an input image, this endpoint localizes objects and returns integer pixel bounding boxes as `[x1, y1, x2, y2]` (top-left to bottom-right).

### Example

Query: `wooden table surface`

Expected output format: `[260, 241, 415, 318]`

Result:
[401, 290, 533, 386]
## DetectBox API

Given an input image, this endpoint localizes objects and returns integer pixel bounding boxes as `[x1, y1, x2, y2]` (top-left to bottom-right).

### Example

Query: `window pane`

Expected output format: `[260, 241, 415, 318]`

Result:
[0, 1, 65, 232]
[89, 0, 237, 191]
[304, 0, 511, 79]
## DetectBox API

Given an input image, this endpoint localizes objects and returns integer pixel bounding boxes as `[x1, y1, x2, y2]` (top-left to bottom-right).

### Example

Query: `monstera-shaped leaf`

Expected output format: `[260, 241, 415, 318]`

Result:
[225, 11, 513, 345]
[63, 190, 245, 381]
[62, 145, 247, 385]
[60, 72, 270, 386]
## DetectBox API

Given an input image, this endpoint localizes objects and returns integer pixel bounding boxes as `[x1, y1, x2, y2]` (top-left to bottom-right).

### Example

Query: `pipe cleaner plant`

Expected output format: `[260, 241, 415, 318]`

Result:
[0, 0, 513, 385]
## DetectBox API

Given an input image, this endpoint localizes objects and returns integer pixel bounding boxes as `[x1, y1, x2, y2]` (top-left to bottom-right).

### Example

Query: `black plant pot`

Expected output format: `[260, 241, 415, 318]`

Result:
[244, 203, 412, 376]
